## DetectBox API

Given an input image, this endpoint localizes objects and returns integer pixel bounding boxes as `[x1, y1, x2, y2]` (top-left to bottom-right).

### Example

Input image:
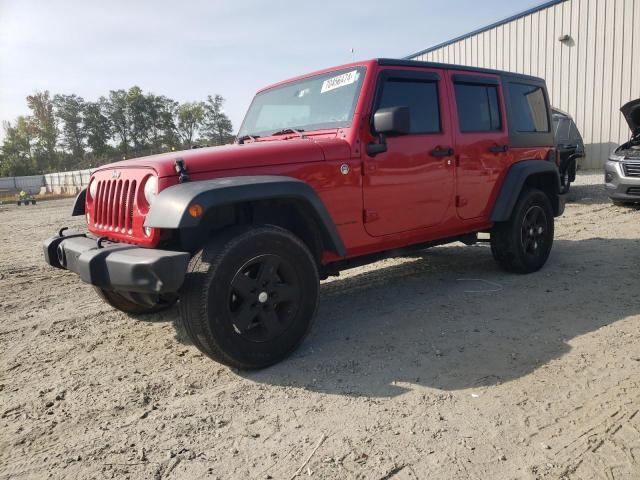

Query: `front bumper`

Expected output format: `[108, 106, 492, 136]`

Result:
[604, 160, 640, 202]
[43, 230, 190, 293]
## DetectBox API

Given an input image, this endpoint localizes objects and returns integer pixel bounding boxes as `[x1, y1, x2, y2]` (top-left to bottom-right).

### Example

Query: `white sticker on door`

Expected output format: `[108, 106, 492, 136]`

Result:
[321, 70, 359, 94]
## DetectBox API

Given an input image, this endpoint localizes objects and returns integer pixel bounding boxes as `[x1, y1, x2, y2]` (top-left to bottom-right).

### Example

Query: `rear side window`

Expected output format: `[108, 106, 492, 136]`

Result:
[378, 79, 440, 134]
[509, 83, 549, 132]
[454, 83, 501, 132]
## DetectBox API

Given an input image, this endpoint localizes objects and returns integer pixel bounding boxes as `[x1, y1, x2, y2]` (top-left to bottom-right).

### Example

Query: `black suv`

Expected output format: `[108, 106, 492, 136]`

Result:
[552, 108, 584, 194]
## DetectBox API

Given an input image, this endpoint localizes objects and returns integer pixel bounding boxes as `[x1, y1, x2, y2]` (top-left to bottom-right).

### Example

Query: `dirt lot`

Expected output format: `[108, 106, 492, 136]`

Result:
[1, 173, 639, 480]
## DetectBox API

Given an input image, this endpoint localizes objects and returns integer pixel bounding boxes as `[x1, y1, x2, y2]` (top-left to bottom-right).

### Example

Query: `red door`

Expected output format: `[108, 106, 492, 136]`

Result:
[363, 68, 455, 237]
[448, 71, 510, 220]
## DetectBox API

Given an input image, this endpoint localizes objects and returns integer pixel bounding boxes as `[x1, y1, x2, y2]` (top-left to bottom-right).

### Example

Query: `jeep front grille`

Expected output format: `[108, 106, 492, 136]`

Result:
[94, 179, 137, 233]
[622, 162, 640, 177]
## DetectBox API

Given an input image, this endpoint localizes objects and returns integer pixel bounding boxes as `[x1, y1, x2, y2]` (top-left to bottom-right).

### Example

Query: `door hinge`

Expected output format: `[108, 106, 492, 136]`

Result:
[363, 209, 379, 223]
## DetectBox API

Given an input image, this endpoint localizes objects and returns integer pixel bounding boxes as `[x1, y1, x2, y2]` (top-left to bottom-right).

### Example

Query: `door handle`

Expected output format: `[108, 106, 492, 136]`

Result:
[489, 144, 509, 153]
[431, 147, 454, 157]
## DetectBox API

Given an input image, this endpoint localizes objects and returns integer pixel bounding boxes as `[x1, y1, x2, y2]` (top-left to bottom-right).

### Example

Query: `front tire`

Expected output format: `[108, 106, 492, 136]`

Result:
[560, 169, 571, 194]
[491, 188, 554, 273]
[179, 225, 319, 369]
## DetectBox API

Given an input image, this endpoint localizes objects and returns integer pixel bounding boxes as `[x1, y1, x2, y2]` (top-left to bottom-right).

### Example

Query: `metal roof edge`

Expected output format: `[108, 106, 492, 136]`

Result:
[404, 0, 567, 60]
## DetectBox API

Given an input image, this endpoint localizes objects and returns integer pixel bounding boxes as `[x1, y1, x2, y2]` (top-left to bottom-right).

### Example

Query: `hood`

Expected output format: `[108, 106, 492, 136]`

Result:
[94, 138, 349, 178]
[621, 99, 640, 137]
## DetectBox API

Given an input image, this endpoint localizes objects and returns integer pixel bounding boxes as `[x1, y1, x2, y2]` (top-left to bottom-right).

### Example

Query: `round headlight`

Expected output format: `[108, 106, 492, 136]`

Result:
[143, 176, 158, 206]
[88, 179, 98, 200]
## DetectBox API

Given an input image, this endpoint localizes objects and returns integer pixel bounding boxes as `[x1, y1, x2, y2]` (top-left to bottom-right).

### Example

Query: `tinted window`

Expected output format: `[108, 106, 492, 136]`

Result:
[553, 115, 571, 144]
[509, 83, 549, 132]
[454, 83, 501, 132]
[378, 79, 440, 134]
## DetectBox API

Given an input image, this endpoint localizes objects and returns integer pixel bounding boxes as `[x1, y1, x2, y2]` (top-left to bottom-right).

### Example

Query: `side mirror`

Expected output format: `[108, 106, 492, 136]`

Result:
[372, 106, 411, 135]
[367, 106, 410, 157]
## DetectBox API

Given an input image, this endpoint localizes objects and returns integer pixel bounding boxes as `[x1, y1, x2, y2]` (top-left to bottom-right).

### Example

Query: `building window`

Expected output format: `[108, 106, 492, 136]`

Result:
[378, 79, 441, 134]
[454, 83, 502, 132]
[508, 83, 549, 132]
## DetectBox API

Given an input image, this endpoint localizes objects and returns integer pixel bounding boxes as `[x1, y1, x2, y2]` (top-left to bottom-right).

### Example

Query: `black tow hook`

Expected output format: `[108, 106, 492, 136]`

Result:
[96, 236, 109, 249]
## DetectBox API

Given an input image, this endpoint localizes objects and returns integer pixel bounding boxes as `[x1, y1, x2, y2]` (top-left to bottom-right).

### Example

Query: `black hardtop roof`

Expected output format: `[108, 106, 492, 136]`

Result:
[376, 58, 545, 84]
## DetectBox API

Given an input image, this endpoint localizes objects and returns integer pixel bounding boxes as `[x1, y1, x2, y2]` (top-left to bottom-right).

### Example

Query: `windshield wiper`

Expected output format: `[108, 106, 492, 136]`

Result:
[270, 127, 307, 139]
[237, 134, 260, 144]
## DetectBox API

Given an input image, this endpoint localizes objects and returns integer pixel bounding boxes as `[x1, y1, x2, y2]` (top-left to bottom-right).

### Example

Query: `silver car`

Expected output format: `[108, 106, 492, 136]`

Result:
[605, 99, 640, 205]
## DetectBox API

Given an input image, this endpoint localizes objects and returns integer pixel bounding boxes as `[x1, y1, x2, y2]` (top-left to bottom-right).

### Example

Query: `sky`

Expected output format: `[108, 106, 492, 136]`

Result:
[0, 0, 544, 140]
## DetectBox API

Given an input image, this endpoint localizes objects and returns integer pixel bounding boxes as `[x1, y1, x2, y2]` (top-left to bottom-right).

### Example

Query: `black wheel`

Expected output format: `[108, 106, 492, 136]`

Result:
[560, 169, 571, 194]
[16, 201, 21, 206]
[491, 188, 554, 273]
[31, 200, 36, 205]
[94, 287, 176, 315]
[179, 225, 319, 369]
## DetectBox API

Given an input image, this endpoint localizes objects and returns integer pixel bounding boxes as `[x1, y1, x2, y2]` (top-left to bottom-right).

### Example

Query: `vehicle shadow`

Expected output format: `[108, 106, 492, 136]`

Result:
[566, 183, 608, 205]
[238, 236, 639, 398]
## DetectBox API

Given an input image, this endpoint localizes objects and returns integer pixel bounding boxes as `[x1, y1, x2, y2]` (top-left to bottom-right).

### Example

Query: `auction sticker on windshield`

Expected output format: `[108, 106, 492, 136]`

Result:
[321, 70, 359, 94]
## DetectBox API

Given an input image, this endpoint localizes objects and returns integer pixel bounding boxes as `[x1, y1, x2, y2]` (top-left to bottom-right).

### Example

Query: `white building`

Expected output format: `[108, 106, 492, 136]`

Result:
[407, 0, 639, 168]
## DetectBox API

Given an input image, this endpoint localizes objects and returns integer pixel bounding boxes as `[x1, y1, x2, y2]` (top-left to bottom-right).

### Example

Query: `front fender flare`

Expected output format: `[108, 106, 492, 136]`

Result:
[145, 175, 346, 256]
[71, 188, 86, 216]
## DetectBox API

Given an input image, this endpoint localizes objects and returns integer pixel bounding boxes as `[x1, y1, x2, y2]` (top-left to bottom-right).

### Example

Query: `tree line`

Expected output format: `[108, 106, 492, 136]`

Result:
[0, 87, 235, 177]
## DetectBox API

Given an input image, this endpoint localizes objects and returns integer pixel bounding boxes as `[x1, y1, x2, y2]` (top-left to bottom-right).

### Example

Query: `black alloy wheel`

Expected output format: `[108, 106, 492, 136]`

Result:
[228, 254, 301, 342]
[520, 205, 549, 261]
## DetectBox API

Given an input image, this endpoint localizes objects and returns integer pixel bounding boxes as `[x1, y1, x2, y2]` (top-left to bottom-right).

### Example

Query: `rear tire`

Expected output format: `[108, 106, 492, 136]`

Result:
[179, 225, 319, 369]
[94, 288, 176, 315]
[491, 188, 554, 273]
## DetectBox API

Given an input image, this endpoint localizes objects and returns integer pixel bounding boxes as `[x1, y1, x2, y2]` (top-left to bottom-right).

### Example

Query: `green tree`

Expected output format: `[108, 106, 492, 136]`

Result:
[83, 97, 112, 159]
[53, 94, 86, 160]
[127, 86, 150, 155]
[176, 102, 205, 149]
[202, 94, 234, 145]
[146, 94, 179, 153]
[106, 89, 131, 158]
[0, 117, 37, 176]
[26, 91, 58, 171]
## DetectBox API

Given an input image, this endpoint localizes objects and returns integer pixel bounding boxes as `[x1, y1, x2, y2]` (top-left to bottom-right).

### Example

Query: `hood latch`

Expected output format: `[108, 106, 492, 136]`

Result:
[174, 158, 189, 183]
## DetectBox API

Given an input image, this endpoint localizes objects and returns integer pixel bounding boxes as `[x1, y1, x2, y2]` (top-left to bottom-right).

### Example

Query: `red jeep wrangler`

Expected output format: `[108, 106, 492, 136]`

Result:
[44, 59, 564, 368]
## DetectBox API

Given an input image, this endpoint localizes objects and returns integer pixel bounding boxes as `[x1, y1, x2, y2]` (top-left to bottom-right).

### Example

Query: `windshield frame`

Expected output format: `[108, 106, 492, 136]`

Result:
[237, 66, 368, 139]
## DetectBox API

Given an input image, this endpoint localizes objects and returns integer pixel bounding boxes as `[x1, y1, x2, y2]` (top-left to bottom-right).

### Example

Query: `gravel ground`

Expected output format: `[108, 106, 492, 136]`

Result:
[1, 172, 639, 480]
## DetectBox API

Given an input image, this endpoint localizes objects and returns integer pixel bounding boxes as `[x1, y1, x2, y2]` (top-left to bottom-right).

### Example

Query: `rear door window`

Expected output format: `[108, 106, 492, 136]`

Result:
[378, 79, 441, 134]
[509, 83, 549, 132]
[453, 83, 501, 132]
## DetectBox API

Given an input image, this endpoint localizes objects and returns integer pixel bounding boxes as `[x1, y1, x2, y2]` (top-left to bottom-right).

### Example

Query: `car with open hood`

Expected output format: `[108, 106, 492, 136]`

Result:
[605, 99, 640, 205]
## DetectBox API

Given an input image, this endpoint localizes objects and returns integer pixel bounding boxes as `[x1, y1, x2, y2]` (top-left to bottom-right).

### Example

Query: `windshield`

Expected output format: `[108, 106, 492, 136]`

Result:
[238, 66, 366, 138]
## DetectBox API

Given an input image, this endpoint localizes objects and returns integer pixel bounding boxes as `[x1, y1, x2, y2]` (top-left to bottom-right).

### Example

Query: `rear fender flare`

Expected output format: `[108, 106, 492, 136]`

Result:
[491, 160, 562, 222]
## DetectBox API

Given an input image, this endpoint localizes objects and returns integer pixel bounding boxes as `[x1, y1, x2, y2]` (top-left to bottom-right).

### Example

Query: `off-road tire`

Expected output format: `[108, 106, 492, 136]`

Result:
[491, 188, 554, 273]
[179, 225, 319, 369]
[560, 169, 571, 194]
[94, 287, 176, 315]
